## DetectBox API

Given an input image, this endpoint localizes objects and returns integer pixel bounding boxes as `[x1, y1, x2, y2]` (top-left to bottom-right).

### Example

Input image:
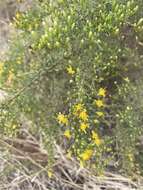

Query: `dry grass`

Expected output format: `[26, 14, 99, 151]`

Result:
[0, 136, 142, 190]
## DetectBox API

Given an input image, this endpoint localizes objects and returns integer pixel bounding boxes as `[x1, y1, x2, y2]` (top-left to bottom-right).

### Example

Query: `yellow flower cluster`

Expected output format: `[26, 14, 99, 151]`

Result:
[73, 103, 89, 132]
[98, 88, 106, 97]
[73, 103, 83, 116]
[73, 103, 88, 120]
[79, 110, 88, 121]
[80, 122, 89, 133]
[57, 88, 106, 162]
[92, 131, 102, 146]
[74, 103, 83, 112]
[57, 113, 71, 139]
[94, 88, 106, 118]
[80, 149, 93, 161]
[95, 99, 104, 107]
[64, 129, 71, 139]
[57, 113, 68, 125]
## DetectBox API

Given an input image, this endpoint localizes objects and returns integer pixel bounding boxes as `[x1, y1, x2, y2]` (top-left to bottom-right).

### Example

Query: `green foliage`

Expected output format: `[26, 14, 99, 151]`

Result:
[0, 0, 143, 175]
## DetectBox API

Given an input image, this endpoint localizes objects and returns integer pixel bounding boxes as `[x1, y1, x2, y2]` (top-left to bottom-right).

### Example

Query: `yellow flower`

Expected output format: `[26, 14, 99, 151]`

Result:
[67, 65, 75, 75]
[92, 131, 102, 146]
[95, 99, 104, 107]
[79, 110, 88, 121]
[57, 113, 68, 125]
[92, 131, 98, 139]
[80, 149, 93, 161]
[16, 12, 21, 19]
[73, 103, 84, 115]
[48, 170, 53, 178]
[96, 111, 104, 117]
[80, 123, 89, 132]
[64, 130, 71, 139]
[74, 103, 83, 111]
[98, 88, 106, 97]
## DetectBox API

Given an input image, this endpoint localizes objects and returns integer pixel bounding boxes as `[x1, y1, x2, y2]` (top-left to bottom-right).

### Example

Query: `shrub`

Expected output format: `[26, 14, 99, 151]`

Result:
[1, 0, 143, 175]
